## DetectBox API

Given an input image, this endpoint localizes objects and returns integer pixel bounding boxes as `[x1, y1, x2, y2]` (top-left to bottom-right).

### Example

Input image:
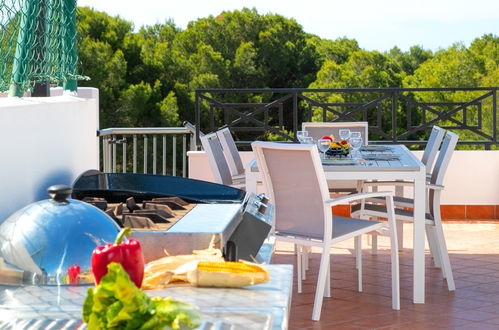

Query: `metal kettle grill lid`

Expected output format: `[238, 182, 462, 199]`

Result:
[0, 185, 120, 286]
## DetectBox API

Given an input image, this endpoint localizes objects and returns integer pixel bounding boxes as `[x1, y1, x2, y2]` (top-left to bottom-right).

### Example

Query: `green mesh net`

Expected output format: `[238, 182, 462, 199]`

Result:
[0, 0, 86, 96]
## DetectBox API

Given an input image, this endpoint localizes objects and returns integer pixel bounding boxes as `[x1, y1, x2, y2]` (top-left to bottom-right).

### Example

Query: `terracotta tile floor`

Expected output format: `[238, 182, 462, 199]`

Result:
[271, 221, 499, 329]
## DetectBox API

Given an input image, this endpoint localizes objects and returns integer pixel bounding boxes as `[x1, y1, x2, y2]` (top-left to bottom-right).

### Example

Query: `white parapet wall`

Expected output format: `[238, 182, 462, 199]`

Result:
[0, 88, 100, 223]
[188, 150, 499, 205]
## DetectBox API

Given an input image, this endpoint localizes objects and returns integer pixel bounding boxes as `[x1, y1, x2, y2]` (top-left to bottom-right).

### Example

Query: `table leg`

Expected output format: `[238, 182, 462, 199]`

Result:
[413, 171, 426, 303]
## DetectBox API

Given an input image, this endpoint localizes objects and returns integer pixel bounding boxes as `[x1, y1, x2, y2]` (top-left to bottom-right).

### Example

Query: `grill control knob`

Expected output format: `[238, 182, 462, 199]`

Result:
[257, 202, 268, 215]
[258, 193, 270, 205]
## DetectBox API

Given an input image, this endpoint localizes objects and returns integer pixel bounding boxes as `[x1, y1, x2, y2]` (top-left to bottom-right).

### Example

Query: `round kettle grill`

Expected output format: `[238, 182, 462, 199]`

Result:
[0, 185, 120, 285]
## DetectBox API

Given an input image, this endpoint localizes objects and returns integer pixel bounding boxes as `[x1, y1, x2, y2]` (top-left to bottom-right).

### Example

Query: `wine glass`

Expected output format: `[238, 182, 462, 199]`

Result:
[317, 139, 330, 159]
[350, 137, 363, 159]
[349, 131, 361, 140]
[339, 129, 351, 141]
[296, 130, 308, 143]
[301, 136, 313, 144]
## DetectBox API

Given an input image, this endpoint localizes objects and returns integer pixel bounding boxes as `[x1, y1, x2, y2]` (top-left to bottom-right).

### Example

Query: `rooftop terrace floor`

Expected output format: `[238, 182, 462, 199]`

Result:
[272, 221, 499, 329]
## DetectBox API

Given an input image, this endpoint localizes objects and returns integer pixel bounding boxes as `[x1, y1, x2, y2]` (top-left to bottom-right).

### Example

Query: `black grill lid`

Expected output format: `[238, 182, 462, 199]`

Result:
[72, 171, 246, 204]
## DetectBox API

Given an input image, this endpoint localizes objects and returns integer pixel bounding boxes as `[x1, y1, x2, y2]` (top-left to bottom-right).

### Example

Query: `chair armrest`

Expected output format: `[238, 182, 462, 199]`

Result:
[325, 191, 393, 206]
[232, 174, 246, 181]
[426, 183, 445, 190]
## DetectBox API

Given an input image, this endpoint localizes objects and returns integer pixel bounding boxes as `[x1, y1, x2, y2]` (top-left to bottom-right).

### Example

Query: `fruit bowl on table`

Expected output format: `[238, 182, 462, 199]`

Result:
[326, 147, 350, 158]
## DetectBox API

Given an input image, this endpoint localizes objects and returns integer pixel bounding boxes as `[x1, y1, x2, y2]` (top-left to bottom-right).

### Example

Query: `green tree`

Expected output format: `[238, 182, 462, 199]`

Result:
[388, 45, 433, 76]
[404, 35, 498, 148]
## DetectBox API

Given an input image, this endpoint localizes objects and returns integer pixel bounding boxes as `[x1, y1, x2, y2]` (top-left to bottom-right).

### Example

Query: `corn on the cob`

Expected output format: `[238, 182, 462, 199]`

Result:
[185, 260, 269, 287]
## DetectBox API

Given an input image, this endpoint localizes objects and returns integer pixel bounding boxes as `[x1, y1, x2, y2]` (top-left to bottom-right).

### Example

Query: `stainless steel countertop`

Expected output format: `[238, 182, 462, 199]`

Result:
[0, 264, 292, 329]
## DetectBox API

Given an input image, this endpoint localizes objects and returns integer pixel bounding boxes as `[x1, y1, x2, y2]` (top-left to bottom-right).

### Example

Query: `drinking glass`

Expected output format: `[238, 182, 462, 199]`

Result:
[296, 130, 308, 143]
[350, 137, 363, 159]
[301, 136, 313, 144]
[317, 139, 330, 159]
[339, 129, 351, 141]
[349, 131, 361, 140]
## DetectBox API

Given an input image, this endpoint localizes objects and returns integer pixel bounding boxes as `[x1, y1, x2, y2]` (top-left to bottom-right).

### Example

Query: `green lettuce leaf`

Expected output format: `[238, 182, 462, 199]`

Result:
[83, 262, 202, 329]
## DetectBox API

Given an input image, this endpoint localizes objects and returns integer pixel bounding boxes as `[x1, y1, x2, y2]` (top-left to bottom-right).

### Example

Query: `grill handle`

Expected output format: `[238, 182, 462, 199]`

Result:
[48, 185, 72, 203]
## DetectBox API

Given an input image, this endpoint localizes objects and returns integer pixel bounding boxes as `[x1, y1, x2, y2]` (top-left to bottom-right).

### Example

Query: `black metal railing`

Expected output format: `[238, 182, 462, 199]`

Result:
[195, 87, 498, 149]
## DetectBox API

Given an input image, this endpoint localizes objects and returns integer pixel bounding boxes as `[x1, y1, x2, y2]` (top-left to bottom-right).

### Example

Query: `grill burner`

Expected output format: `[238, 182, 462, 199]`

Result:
[82, 196, 194, 230]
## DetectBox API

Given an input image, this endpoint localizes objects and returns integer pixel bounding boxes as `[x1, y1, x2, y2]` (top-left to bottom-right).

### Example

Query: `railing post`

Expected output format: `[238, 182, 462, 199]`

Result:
[172, 135, 177, 176]
[163, 135, 167, 175]
[107, 136, 112, 173]
[143, 135, 148, 174]
[293, 91, 298, 138]
[190, 133, 196, 151]
[195, 91, 201, 148]
[493, 89, 497, 148]
[153, 135, 157, 174]
[112, 135, 116, 173]
[183, 134, 187, 177]
[391, 91, 398, 143]
[122, 137, 127, 173]
[133, 135, 137, 173]
[101, 136, 106, 172]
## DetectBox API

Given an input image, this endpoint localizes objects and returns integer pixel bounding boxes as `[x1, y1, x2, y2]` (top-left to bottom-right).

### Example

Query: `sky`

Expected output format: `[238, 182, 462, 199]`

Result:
[77, 0, 499, 52]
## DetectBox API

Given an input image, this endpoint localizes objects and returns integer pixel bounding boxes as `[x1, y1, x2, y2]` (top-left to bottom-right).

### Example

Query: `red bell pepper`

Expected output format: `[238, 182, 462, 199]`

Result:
[67, 265, 80, 284]
[91, 228, 144, 288]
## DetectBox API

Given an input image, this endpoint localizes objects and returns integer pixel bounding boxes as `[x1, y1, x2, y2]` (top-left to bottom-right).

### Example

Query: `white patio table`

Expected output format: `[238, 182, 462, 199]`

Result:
[246, 144, 427, 304]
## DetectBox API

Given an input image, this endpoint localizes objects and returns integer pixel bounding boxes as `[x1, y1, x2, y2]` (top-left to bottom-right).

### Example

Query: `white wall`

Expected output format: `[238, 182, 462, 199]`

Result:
[188, 150, 499, 205]
[0, 88, 100, 222]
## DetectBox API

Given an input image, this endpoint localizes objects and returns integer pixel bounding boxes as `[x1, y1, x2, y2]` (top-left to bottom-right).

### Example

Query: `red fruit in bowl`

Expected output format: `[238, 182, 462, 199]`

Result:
[321, 136, 333, 142]
[340, 140, 348, 145]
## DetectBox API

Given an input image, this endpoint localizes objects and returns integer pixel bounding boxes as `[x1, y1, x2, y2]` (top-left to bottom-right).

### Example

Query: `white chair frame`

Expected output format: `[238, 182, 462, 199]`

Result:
[216, 127, 245, 177]
[252, 141, 400, 321]
[200, 132, 244, 189]
[302, 121, 369, 194]
[365, 126, 446, 252]
[302, 121, 369, 144]
[354, 132, 459, 291]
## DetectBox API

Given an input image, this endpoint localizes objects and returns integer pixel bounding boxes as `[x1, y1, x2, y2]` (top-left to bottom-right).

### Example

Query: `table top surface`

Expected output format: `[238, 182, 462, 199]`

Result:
[249, 144, 424, 173]
[0, 264, 293, 330]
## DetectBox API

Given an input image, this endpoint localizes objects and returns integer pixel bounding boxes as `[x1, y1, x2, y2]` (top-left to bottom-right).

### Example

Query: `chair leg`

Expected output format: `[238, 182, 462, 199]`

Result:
[297, 245, 303, 293]
[301, 248, 307, 281]
[390, 231, 401, 310]
[426, 226, 442, 269]
[386, 196, 400, 310]
[355, 236, 363, 292]
[312, 245, 331, 321]
[433, 223, 456, 291]
[397, 221, 404, 251]
[305, 246, 310, 271]
[371, 234, 378, 255]
[354, 237, 360, 269]
[324, 260, 331, 298]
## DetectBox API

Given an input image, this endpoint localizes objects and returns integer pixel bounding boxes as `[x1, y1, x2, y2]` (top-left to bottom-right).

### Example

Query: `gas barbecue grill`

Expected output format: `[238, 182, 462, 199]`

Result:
[72, 171, 273, 263]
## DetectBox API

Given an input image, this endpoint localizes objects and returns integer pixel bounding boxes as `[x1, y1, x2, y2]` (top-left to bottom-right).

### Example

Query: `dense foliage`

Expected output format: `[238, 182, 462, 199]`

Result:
[76, 7, 498, 142]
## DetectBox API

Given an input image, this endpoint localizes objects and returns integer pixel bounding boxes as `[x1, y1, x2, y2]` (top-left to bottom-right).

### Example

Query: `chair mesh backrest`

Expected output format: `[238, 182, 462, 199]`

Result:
[200, 133, 233, 185]
[421, 126, 445, 173]
[302, 122, 368, 145]
[253, 142, 329, 239]
[216, 128, 245, 176]
[429, 132, 459, 212]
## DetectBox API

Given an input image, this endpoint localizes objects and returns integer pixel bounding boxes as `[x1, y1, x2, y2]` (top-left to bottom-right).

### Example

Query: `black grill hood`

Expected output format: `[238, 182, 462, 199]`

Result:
[72, 170, 246, 204]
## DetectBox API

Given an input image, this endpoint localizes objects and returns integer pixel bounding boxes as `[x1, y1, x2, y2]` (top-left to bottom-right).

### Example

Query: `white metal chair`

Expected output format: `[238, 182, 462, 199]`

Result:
[302, 121, 369, 194]
[216, 127, 245, 178]
[252, 141, 400, 321]
[200, 132, 245, 189]
[302, 121, 369, 144]
[364, 126, 446, 251]
[353, 131, 459, 291]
